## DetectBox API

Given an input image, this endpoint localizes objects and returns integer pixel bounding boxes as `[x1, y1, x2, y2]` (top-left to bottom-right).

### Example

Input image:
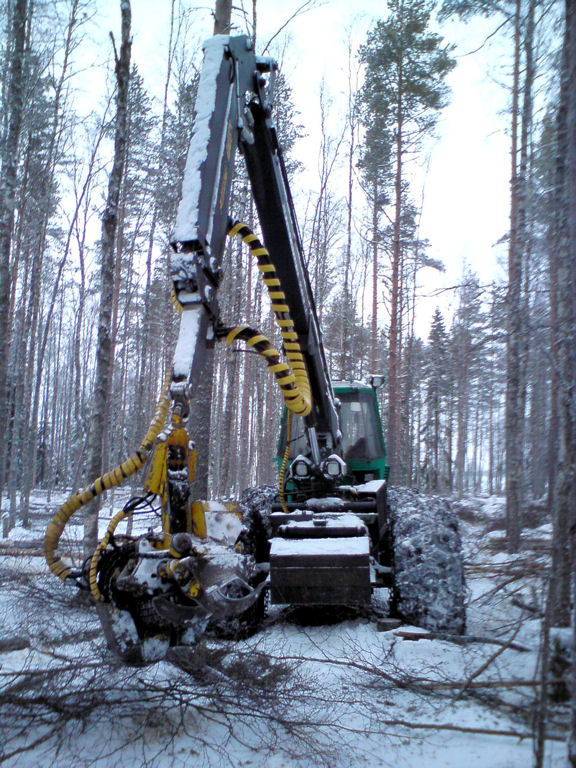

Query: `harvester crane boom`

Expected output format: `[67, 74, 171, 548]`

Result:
[170, 34, 340, 464]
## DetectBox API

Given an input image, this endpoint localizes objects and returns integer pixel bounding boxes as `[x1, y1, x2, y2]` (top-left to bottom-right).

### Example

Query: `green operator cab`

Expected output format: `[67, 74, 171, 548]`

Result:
[277, 380, 389, 490]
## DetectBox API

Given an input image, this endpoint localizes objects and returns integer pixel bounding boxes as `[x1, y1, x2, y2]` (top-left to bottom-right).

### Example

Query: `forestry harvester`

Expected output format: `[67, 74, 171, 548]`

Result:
[45, 35, 465, 664]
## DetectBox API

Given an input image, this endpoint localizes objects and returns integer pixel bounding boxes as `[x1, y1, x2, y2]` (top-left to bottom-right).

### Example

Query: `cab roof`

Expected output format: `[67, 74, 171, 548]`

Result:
[332, 380, 373, 392]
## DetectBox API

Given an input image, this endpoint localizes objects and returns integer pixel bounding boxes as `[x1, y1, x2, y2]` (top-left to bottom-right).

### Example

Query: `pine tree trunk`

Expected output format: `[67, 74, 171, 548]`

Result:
[455, 368, 468, 499]
[341, 64, 355, 380]
[515, 0, 536, 507]
[20, 2, 80, 523]
[135, 0, 177, 446]
[504, 0, 523, 552]
[371, 182, 379, 372]
[388, 82, 403, 482]
[84, 1, 132, 555]
[213, 0, 233, 33]
[0, 0, 28, 528]
[548, 36, 571, 628]
[563, 0, 576, 761]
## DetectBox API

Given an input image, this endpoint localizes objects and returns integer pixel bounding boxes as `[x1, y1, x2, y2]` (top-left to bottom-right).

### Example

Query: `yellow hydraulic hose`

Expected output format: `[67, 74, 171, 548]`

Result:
[46, 223, 310, 586]
[278, 410, 293, 514]
[227, 221, 311, 417]
[88, 506, 132, 601]
[44, 377, 171, 582]
[170, 286, 183, 313]
[222, 324, 311, 416]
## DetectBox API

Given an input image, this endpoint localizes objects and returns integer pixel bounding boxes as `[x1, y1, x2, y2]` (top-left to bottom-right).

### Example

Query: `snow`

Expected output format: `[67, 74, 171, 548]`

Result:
[354, 479, 387, 494]
[529, 522, 553, 536]
[172, 35, 229, 251]
[7, 525, 39, 543]
[203, 502, 243, 544]
[276, 511, 367, 530]
[301, 496, 350, 511]
[172, 304, 203, 379]
[0, 491, 568, 767]
[270, 535, 369, 557]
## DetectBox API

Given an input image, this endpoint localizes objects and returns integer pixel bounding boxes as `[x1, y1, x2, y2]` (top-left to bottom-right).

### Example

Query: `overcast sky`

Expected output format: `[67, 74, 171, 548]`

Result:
[92, 0, 514, 334]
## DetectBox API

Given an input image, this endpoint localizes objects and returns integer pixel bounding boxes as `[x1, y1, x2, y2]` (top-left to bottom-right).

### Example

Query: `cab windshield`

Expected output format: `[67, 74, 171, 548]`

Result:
[338, 390, 385, 462]
[279, 389, 384, 462]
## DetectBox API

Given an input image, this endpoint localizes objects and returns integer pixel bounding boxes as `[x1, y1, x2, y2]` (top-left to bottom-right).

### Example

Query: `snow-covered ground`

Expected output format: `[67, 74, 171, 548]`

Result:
[0, 490, 568, 767]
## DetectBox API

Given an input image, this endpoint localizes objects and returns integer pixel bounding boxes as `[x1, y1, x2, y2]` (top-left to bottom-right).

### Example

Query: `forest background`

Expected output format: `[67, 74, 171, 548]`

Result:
[0, 0, 575, 659]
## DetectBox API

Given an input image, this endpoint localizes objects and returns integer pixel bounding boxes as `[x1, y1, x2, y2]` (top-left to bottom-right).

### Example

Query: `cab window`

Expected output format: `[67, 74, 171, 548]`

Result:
[338, 391, 385, 461]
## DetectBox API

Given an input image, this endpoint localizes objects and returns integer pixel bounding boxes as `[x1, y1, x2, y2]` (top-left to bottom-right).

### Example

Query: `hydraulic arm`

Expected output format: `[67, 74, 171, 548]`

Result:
[169, 34, 341, 469]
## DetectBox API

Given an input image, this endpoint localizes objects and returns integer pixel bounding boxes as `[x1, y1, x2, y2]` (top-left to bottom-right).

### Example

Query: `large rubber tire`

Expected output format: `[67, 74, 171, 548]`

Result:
[388, 488, 466, 634]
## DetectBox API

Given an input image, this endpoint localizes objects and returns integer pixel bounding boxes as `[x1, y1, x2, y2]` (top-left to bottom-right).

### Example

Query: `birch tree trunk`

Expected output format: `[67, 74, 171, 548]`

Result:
[84, 0, 132, 555]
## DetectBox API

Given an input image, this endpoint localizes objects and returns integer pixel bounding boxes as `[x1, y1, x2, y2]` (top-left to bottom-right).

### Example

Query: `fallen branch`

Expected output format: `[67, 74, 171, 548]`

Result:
[262, 652, 417, 690]
[0, 635, 30, 652]
[511, 597, 542, 616]
[470, 573, 542, 606]
[377, 717, 566, 741]
[427, 632, 531, 653]
[466, 556, 547, 571]
[455, 625, 523, 701]
[0, 547, 45, 557]
[486, 536, 551, 553]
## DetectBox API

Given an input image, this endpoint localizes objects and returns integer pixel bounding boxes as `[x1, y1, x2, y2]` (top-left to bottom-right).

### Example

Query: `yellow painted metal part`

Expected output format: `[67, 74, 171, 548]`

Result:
[145, 442, 168, 497]
[156, 427, 198, 537]
[89, 422, 204, 599]
[190, 501, 208, 539]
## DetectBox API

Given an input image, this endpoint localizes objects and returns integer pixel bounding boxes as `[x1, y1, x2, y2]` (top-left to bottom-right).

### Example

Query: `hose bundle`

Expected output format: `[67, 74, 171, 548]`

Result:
[44, 380, 171, 582]
[226, 221, 311, 418]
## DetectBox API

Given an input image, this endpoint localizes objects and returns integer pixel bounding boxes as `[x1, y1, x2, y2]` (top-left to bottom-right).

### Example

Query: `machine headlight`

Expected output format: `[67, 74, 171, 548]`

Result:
[290, 454, 313, 478]
[321, 454, 347, 479]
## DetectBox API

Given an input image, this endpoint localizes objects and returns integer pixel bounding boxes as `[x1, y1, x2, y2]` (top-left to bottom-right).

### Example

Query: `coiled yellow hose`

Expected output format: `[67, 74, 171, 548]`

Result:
[44, 378, 171, 582]
[88, 506, 132, 600]
[227, 221, 311, 417]
[46, 222, 312, 587]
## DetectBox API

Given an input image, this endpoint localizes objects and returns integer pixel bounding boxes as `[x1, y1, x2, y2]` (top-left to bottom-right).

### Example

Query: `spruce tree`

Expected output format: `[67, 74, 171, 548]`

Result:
[423, 309, 449, 491]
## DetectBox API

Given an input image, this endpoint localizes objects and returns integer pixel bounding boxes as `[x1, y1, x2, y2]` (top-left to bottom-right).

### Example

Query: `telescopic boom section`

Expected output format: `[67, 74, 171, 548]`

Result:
[170, 35, 340, 460]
